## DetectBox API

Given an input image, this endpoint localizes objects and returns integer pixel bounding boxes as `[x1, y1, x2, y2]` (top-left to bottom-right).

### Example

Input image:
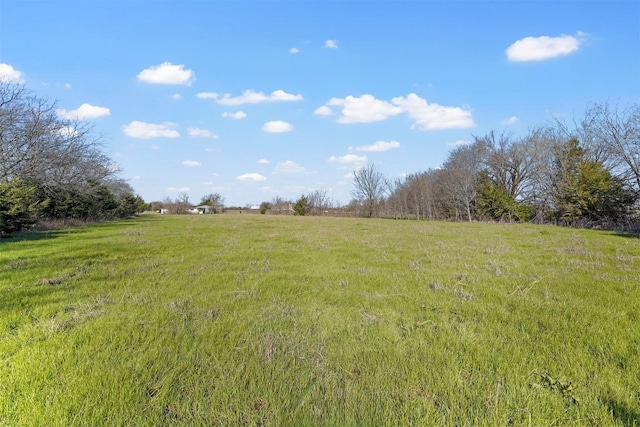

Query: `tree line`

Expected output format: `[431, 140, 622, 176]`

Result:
[350, 102, 640, 228]
[0, 83, 145, 236]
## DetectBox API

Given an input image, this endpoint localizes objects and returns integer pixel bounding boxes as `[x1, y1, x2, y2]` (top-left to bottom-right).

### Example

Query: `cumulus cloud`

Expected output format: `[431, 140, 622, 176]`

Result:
[314, 105, 334, 116]
[56, 103, 111, 120]
[64, 83, 72, 89]
[196, 92, 219, 99]
[187, 127, 218, 139]
[506, 33, 585, 62]
[274, 160, 305, 173]
[258, 159, 270, 164]
[502, 116, 519, 125]
[290, 47, 300, 54]
[182, 160, 202, 167]
[351, 141, 400, 152]
[237, 173, 267, 182]
[222, 111, 247, 119]
[391, 94, 474, 130]
[123, 121, 180, 139]
[167, 186, 191, 192]
[262, 120, 293, 133]
[137, 62, 195, 85]
[327, 94, 403, 123]
[216, 89, 303, 106]
[328, 154, 367, 164]
[325, 39, 338, 49]
[317, 93, 473, 130]
[0, 63, 25, 83]
[171, 93, 182, 100]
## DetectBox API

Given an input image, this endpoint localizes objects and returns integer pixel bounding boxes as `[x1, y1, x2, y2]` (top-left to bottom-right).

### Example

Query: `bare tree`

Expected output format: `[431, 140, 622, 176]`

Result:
[0, 83, 116, 190]
[581, 102, 640, 192]
[351, 163, 389, 218]
[199, 193, 225, 213]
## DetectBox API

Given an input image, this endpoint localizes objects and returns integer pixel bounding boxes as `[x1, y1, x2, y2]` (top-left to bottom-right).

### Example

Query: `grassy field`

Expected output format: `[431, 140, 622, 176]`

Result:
[1, 214, 639, 426]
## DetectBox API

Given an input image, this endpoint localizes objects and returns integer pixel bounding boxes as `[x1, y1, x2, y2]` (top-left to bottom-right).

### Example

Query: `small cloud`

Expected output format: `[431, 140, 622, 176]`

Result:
[204, 148, 220, 153]
[182, 160, 202, 167]
[171, 93, 182, 100]
[258, 159, 270, 164]
[314, 105, 334, 116]
[167, 186, 191, 192]
[151, 145, 160, 150]
[327, 94, 403, 123]
[237, 173, 267, 182]
[56, 103, 111, 120]
[0, 63, 25, 83]
[328, 154, 367, 164]
[351, 140, 400, 152]
[187, 127, 218, 139]
[263, 120, 293, 133]
[506, 32, 585, 62]
[64, 83, 72, 89]
[289, 47, 300, 54]
[196, 92, 219, 99]
[391, 93, 474, 130]
[325, 39, 338, 49]
[132, 176, 141, 180]
[222, 111, 247, 119]
[274, 160, 305, 173]
[446, 140, 472, 147]
[501, 116, 519, 125]
[137, 62, 194, 85]
[123, 121, 180, 139]
[216, 89, 303, 106]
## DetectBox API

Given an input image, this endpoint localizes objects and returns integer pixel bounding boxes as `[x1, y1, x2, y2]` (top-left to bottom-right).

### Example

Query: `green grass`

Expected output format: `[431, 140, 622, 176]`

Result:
[1, 214, 639, 426]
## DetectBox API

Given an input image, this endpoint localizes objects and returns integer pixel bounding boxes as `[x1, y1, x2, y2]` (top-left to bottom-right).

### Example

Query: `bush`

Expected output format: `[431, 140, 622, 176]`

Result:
[0, 179, 46, 237]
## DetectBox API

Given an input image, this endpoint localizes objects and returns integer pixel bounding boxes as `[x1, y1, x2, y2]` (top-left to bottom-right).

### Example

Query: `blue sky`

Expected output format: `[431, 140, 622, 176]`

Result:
[1, 1, 639, 206]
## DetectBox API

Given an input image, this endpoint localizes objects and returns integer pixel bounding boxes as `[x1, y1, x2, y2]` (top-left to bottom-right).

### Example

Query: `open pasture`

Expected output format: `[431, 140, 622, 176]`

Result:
[1, 214, 639, 425]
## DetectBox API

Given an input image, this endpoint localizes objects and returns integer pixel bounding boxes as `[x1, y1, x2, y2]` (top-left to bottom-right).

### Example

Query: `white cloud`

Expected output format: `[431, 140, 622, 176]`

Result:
[502, 116, 519, 125]
[328, 154, 367, 164]
[325, 39, 338, 49]
[274, 160, 305, 173]
[446, 140, 472, 147]
[182, 160, 202, 167]
[391, 93, 474, 130]
[327, 94, 403, 123]
[263, 120, 293, 133]
[290, 47, 300, 54]
[351, 140, 400, 152]
[151, 145, 160, 150]
[137, 62, 194, 85]
[123, 121, 180, 139]
[167, 187, 191, 192]
[132, 176, 141, 180]
[56, 103, 111, 120]
[216, 89, 303, 106]
[506, 33, 585, 62]
[314, 105, 334, 116]
[319, 93, 473, 130]
[222, 111, 247, 119]
[64, 83, 72, 89]
[196, 92, 219, 99]
[171, 93, 182, 100]
[0, 63, 25, 83]
[187, 127, 218, 139]
[237, 173, 267, 182]
[258, 159, 270, 164]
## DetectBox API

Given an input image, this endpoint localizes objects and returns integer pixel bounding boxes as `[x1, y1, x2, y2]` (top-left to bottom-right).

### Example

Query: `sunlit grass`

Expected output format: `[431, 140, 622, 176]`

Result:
[1, 214, 639, 425]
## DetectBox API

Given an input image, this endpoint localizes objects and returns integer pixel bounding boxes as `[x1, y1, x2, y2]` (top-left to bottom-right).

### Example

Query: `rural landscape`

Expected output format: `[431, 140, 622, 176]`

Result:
[2, 214, 640, 425]
[2, 1, 640, 425]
